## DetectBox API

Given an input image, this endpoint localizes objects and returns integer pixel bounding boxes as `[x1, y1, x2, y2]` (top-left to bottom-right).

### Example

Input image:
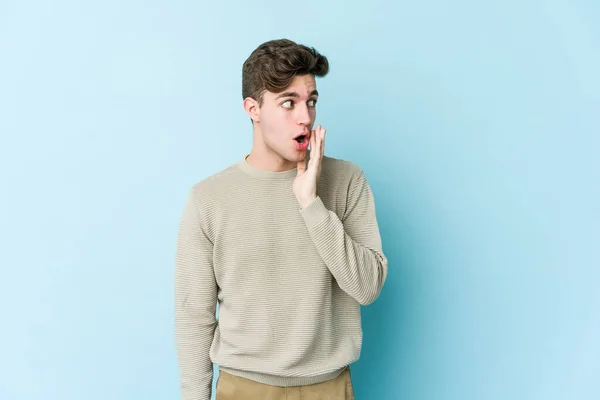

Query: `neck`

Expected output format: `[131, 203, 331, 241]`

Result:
[246, 125, 296, 172]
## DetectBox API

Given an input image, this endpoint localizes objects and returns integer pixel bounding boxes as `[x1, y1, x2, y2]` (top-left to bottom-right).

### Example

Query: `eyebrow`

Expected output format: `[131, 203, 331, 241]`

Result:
[275, 90, 319, 99]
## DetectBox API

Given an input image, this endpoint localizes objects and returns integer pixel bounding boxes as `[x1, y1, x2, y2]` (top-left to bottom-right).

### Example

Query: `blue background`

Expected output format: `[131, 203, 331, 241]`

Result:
[1, 1, 599, 399]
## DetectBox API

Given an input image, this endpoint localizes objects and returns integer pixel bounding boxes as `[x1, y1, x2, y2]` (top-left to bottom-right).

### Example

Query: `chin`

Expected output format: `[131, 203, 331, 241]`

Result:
[271, 145, 307, 165]
[288, 151, 308, 162]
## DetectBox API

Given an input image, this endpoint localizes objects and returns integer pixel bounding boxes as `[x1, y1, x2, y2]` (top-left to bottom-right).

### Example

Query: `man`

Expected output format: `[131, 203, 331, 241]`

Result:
[174, 38, 388, 400]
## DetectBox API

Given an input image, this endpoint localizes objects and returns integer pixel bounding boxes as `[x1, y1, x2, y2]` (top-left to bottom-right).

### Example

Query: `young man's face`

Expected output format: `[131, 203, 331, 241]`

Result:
[255, 74, 319, 165]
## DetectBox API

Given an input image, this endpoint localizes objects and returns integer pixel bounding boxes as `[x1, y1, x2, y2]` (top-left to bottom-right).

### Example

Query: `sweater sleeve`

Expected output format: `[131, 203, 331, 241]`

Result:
[174, 188, 217, 400]
[300, 169, 388, 305]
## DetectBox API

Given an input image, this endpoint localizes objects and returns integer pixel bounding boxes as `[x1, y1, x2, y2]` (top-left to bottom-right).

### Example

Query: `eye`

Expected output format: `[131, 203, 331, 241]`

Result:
[308, 99, 317, 107]
[281, 100, 293, 108]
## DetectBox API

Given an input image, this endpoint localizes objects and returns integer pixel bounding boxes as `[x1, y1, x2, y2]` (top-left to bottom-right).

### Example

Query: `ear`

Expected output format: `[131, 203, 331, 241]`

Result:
[243, 97, 260, 123]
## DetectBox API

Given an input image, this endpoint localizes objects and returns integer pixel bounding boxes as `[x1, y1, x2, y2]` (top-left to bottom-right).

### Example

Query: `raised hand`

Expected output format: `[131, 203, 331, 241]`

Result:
[293, 124, 326, 209]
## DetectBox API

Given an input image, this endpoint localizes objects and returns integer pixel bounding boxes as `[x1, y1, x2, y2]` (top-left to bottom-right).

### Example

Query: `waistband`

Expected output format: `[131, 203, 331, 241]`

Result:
[218, 365, 347, 387]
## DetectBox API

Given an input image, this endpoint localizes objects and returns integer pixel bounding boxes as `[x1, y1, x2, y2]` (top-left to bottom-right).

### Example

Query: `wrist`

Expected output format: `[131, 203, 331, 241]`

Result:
[298, 195, 317, 209]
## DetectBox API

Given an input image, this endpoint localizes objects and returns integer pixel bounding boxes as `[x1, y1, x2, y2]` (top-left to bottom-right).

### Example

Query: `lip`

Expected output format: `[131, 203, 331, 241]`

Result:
[293, 131, 311, 140]
[293, 131, 311, 151]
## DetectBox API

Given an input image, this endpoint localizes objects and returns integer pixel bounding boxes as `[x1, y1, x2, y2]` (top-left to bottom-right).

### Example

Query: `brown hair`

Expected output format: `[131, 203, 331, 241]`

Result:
[242, 39, 329, 105]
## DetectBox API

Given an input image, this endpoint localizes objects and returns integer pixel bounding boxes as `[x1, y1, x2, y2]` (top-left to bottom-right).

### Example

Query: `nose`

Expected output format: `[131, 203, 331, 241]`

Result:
[296, 104, 312, 126]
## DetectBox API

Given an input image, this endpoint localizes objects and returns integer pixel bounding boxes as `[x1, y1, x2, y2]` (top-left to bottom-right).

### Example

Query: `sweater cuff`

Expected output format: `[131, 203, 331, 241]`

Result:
[300, 196, 331, 229]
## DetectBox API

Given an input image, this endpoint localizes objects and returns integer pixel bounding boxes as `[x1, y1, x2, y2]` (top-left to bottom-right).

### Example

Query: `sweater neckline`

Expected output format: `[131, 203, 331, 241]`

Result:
[237, 155, 300, 180]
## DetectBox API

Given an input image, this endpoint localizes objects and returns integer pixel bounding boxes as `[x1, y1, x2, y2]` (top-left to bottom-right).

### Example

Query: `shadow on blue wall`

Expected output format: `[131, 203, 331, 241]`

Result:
[351, 173, 422, 398]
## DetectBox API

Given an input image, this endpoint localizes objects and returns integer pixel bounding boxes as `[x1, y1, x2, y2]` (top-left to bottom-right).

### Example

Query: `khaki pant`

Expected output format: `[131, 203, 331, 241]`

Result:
[216, 367, 355, 400]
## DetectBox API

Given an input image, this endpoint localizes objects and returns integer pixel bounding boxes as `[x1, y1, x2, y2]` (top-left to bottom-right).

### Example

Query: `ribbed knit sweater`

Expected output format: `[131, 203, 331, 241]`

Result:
[174, 154, 388, 400]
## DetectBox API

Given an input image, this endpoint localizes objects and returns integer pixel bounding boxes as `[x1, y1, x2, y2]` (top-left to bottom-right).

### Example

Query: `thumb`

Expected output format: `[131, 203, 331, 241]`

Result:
[297, 158, 307, 175]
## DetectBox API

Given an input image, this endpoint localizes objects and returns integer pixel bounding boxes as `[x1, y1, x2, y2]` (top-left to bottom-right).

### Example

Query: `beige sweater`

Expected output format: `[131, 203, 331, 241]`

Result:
[174, 154, 388, 400]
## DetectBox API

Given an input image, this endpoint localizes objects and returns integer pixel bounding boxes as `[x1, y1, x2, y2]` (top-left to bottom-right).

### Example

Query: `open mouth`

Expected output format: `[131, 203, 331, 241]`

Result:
[293, 132, 310, 150]
[294, 134, 308, 144]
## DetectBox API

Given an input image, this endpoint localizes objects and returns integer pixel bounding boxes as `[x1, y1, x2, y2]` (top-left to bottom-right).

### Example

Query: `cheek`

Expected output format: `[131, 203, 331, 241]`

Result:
[260, 111, 288, 144]
[264, 109, 293, 130]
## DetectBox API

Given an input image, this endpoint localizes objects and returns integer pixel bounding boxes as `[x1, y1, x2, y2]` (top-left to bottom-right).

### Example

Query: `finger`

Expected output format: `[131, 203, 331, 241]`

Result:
[320, 128, 326, 157]
[317, 126, 324, 160]
[306, 127, 316, 167]
[309, 126, 320, 167]
[297, 158, 307, 174]
[315, 125, 322, 158]
[310, 126, 323, 170]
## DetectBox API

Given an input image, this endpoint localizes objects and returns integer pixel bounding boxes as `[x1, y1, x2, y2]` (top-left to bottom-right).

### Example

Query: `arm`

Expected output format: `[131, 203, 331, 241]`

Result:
[300, 169, 388, 305]
[174, 188, 217, 400]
